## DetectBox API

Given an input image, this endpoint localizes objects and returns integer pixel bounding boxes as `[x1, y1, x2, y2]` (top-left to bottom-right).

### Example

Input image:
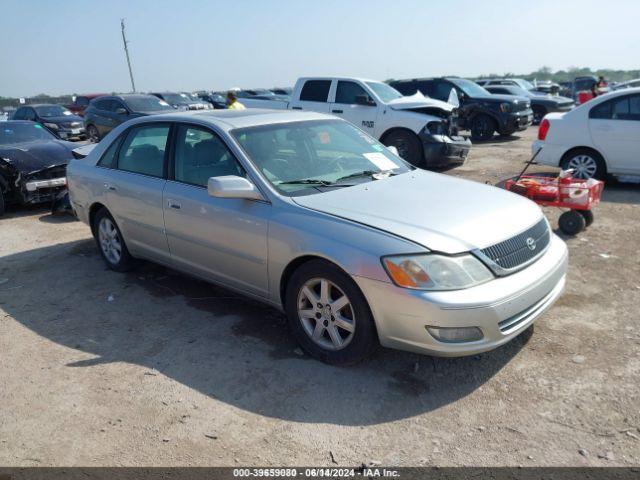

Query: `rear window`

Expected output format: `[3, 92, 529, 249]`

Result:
[299, 80, 331, 102]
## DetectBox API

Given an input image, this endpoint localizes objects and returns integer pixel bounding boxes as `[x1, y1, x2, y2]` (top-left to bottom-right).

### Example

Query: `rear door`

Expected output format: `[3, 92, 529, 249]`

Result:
[589, 94, 640, 174]
[102, 123, 171, 263]
[289, 79, 332, 113]
[162, 123, 270, 296]
[329, 80, 379, 136]
[91, 99, 117, 137]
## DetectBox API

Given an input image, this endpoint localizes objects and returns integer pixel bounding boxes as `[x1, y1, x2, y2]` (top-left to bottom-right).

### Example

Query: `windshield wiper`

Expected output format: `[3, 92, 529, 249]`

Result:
[335, 170, 396, 183]
[278, 179, 335, 186]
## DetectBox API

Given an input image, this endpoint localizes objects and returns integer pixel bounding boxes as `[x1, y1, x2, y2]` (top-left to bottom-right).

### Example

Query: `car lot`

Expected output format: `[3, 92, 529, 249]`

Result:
[0, 128, 639, 466]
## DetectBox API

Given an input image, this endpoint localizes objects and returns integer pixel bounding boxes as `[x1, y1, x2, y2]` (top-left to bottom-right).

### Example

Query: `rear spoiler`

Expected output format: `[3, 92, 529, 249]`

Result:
[72, 143, 97, 159]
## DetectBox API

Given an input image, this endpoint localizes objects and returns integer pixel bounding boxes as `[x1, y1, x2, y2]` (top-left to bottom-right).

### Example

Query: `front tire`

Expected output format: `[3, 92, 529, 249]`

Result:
[381, 130, 423, 167]
[285, 259, 378, 365]
[470, 114, 496, 141]
[92, 208, 135, 272]
[532, 105, 547, 125]
[87, 124, 101, 143]
[561, 148, 606, 180]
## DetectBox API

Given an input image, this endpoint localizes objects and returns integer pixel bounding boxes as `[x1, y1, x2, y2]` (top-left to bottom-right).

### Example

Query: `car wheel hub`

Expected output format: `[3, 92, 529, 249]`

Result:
[297, 278, 355, 351]
[568, 155, 597, 179]
[98, 217, 122, 264]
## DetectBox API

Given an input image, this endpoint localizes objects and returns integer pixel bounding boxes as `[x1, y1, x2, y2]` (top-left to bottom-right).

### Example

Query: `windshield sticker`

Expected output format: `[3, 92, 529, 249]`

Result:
[159, 100, 170, 106]
[318, 132, 331, 144]
[363, 152, 399, 170]
[372, 144, 383, 151]
[34, 124, 43, 129]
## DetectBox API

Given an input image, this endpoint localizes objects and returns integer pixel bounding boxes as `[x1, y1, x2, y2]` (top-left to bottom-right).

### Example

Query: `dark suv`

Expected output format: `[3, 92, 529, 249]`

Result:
[390, 77, 533, 141]
[83, 94, 174, 142]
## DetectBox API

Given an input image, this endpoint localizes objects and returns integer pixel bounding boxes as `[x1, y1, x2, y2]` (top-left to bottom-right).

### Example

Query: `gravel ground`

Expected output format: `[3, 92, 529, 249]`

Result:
[0, 128, 639, 467]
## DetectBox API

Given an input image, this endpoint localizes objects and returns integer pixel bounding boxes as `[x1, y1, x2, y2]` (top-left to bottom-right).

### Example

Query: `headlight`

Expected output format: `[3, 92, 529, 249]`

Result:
[43, 122, 59, 130]
[499, 103, 512, 113]
[382, 253, 493, 291]
[426, 121, 447, 136]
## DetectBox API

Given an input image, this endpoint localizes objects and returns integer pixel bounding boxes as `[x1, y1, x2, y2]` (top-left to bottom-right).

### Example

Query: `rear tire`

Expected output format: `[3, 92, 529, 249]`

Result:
[561, 148, 606, 180]
[92, 208, 135, 272]
[285, 259, 378, 365]
[470, 114, 496, 141]
[578, 209, 594, 227]
[87, 125, 101, 143]
[381, 130, 423, 167]
[559, 210, 586, 236]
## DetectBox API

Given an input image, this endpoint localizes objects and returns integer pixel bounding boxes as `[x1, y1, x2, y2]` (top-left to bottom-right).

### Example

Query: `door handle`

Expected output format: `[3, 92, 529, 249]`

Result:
[103, 183, 117, 191]
[167, 200, 181, 210]
[332, 109, 343, 114]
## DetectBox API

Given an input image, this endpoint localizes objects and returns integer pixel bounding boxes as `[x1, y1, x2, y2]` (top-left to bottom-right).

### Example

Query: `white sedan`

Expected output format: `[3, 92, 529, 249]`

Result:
[533, 87, 640, 179]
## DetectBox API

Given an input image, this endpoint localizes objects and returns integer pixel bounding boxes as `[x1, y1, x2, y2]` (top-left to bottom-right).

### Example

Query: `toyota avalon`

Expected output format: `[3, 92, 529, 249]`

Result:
[67, 109, 567, 364]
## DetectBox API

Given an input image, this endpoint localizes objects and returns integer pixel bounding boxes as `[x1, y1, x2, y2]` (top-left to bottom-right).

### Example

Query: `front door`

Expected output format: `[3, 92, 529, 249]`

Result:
[330, 80, 379, 137]
[162, 124, 270, 297]
[589, 93, 640, 174]
[103, 123, 171, 263]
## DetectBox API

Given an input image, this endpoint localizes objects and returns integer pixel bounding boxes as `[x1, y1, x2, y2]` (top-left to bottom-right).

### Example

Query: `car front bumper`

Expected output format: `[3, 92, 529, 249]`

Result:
[420, 133, 471, 168]
[354, 233, 568, 357]
[503, 109, 534, 133]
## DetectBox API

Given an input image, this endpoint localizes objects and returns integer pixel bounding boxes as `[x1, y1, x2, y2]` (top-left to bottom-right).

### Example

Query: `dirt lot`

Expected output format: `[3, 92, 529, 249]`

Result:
[1, 128, 639, 467]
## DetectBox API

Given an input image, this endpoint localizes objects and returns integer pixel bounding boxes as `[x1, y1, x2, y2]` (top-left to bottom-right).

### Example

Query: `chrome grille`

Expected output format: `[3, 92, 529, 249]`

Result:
[480, 218, 550, 272]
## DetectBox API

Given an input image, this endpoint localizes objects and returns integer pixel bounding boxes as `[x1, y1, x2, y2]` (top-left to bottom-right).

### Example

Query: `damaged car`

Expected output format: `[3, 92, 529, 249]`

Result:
[0, 121, 75, 216]
[282, 77, 471, 169]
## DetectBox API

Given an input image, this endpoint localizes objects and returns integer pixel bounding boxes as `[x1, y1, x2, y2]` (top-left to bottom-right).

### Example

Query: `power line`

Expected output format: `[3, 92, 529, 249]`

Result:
[121, 18, 136, 92]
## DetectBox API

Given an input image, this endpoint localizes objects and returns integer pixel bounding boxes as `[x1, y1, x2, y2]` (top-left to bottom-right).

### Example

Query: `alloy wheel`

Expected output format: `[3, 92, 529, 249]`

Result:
[568, 154, 597, 179]
[297, 278, 356, 351]
[98, 217, 122, 265]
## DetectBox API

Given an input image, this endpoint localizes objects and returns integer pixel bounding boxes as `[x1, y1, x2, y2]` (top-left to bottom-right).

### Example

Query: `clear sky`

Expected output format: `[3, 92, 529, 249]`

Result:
[0, 0, 638, 97]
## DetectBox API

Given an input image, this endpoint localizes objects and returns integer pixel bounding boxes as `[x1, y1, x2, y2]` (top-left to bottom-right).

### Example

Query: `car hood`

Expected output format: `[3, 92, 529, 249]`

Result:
[0, 140, 73, 172]
[387, 92, 455, 112]
[292, 170, 543, 253]
[40, 114, 84, 124]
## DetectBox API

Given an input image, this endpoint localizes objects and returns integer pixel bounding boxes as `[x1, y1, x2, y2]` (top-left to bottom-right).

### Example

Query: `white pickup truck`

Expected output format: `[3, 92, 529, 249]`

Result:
[240, 77, 471, 168]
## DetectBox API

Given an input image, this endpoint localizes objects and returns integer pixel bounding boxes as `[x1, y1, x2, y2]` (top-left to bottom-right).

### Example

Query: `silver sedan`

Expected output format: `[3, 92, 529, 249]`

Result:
[67, 109, 567, 364]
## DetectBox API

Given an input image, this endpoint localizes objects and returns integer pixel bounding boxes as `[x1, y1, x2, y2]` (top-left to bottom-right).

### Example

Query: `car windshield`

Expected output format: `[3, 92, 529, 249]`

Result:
[125, 96, 174, 112]
[450, 78, 491, 97]
[232, 120, 411, 196]
[515, 79, 535, 90]
[366, 82, 403, 102]
[0, 123, 55, 145]
[160, 93, 190, 104]
[497, 86, 533, 97]
[34, 105, 72, 117]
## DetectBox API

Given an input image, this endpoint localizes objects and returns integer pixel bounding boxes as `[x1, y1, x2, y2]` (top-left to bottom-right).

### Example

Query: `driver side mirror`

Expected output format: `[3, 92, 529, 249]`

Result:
[208, 175, 264, 201]
[355, 95, 376, 107]
[115, 107, 128, 115]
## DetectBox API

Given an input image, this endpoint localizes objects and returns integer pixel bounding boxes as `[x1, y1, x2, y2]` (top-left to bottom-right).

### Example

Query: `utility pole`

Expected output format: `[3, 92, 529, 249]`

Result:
[120, 19, 136, 92]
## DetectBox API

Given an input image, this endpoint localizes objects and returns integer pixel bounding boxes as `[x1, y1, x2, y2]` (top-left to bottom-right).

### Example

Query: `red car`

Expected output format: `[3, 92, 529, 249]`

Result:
[65, 93, 106, 116]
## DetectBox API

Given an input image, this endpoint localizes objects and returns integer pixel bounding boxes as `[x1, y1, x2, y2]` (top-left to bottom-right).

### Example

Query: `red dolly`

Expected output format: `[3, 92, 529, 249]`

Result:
[503, 150, 604, 235]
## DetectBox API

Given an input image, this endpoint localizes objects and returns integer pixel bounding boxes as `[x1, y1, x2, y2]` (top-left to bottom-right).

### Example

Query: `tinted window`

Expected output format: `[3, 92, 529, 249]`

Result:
[299, 80, 331, 102]
[92, 99, 111, 111]
[12, 108, 25, 120]
[173, 125, 243, 187]
[123, 96, 174, 112]
[415, 80, 436, 97]
[419, 80, 454, 101]
[76, 97, 89, 106]
[392, 81, 418, 96]
[116, 125, 169, 177]
[488, 87, 510, 95]
[97, 135, 123, 168]
[335, 81, 368, 104]
[590, 95, 640, 121]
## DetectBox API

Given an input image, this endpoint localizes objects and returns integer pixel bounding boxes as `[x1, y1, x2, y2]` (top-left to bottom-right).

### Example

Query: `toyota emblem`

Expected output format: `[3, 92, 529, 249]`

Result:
[526, 237, 537, 251]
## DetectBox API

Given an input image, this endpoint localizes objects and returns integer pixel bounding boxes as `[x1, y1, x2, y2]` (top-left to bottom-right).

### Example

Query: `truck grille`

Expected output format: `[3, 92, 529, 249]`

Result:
[480, 218, 550, 272]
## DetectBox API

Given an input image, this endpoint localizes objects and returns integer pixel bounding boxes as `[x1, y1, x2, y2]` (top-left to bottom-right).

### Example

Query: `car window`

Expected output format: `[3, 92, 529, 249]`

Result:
[97, 134, 124, 168]
[391, 81, 417, 96]
[590, 95, 640, 121]
[335, 81, 368, 104]
[77, 97, 89, 107]
[299, 80, 331, 102]
[429, 81, 455, 101]
[92, 99, 111, 111]
[12, 108, 25, 120]
[173, 125, 244, 187]
[233, 119, 411, 196]
[414, 81, 433, 97]
[116, 125, 169, 177]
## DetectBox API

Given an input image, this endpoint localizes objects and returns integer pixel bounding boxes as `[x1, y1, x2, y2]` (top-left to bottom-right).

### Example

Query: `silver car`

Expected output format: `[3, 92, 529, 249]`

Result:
[67, 109, 568, 365]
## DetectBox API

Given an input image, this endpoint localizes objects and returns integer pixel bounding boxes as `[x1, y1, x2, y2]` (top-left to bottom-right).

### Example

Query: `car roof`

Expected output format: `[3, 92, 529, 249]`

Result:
[297, 76, 383, 84]
[21, 103, 60, 108]
[131, 108, 335, 130]
[3, 120, 38, 124]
